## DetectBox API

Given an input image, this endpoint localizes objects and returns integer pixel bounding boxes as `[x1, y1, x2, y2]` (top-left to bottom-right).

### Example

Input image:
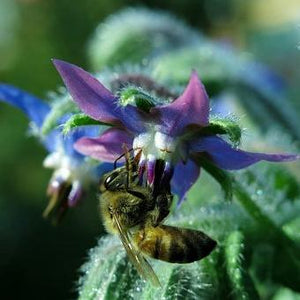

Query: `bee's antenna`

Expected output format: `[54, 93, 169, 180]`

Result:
[113, 147, 134, 169]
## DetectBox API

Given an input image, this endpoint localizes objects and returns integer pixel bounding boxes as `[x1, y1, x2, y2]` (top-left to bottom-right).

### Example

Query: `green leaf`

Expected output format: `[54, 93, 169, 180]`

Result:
[78, 234, 219, 299]
[232, 173, 300, 292]
[88, 8, 200, 70]
[225, 231, 260, 299]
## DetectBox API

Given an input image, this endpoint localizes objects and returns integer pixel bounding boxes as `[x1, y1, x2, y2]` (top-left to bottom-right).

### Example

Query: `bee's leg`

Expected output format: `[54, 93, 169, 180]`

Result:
[133, 225, 217, 263]
[146, 207, 161, 227]
[123, 145, 133, 189]
[155, 193, 172, 223]
[126, 188, 148, 201]
[145, 193, 172, 226]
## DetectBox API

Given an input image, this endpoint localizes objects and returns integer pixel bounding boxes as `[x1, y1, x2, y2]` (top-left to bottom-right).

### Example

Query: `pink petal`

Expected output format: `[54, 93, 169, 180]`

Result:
[151, 70, 209, 136]
[74, 128, 133, 162]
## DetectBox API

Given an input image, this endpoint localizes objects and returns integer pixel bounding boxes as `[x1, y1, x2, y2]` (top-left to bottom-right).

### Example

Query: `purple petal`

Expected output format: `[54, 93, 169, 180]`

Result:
[190, 136, 300, 170]
[0, 84, 50, 127]
[68, 180, 83, 207]
[138, 159, 146, 183]
[146, 157, 156, 186]
[74, 128, 133, 162]
[151, 71, 209, 136]
[171, 159, 200, 206]
[52, 59, 146, 133]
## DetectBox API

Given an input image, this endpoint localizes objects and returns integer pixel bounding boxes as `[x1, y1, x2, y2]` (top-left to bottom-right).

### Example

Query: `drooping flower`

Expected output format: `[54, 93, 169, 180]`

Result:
[53, 60, 300, 205]
[0, 84, 108, 221]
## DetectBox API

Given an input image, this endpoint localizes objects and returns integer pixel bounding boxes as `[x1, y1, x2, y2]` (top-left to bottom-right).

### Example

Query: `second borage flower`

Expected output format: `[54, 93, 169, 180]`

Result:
[53, 60, 299, 205]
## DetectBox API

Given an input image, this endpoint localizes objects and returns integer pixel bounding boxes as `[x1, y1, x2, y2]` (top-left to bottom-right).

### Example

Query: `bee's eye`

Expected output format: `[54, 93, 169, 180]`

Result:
[105, 175, 112, 185]
[104, 175, 114, 186]
[104, 171, 122, 189]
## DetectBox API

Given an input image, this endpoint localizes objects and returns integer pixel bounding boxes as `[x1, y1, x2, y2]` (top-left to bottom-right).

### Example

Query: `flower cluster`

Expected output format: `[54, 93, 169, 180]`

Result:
[0, 84, 108, 221]
[52, 59, 299, 205]
[1, 59, 299, 216]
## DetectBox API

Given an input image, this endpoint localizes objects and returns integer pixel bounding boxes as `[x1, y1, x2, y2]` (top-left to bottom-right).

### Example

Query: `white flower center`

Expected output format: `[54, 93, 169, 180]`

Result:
[133, 130, 177, 162]
[43, 148, 95, 187]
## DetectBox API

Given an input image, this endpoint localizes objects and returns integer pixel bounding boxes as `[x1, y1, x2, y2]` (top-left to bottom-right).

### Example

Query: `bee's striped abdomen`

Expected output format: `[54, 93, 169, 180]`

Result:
[133, 225, 217, 263]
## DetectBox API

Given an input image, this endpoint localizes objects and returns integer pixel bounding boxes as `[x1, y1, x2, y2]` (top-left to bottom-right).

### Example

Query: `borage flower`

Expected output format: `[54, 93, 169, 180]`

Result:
[53, 60, 300, 205]
[0, 84, 107, 221]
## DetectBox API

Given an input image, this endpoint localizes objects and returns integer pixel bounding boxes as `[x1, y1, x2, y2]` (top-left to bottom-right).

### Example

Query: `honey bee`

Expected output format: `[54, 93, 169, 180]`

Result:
[99, 150, 217, 286]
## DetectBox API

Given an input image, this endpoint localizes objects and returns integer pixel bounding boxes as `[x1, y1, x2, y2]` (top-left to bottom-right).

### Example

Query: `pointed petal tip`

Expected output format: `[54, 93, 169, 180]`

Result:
[188, 69, 207, 96]
[52, 59, 77, 74]
[52, 59, 89, 81]
[191, 136, 300, 170]
[190, 69, 202, 83]
[52, 59, 74, 82]
[275, 153, 300, 162]
[51, 58, 64, 69]
[190, 69, 199, 78]
[52, 58, 67, 65]
[51, 59, 145, 132]
[152, 68, 209, 135]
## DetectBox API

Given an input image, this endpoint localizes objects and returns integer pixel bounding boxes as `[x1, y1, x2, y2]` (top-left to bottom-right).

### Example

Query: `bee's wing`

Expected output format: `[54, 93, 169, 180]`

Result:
[113, 214, 161, 287]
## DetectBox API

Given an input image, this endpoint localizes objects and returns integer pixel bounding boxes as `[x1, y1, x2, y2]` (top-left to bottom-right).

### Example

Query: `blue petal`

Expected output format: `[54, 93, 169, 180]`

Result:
[190, 136, 300, 170]
[0, 84, 50, 127]
[171, 159, 200, 206]
[62, 125, 101, 161]
[42, 129, 61, 152]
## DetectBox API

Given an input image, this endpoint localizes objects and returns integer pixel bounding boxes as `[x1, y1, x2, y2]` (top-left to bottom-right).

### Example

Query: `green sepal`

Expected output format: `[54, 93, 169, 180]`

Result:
[119, 87, 156, 112]
[62, 113, 106, 135]
[201, 117, 242, 146]
[41, 96, 79, 135]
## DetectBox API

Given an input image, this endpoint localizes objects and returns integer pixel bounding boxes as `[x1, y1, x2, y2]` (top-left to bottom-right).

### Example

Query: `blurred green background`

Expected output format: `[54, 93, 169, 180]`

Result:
[0, 0, 299, 299]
